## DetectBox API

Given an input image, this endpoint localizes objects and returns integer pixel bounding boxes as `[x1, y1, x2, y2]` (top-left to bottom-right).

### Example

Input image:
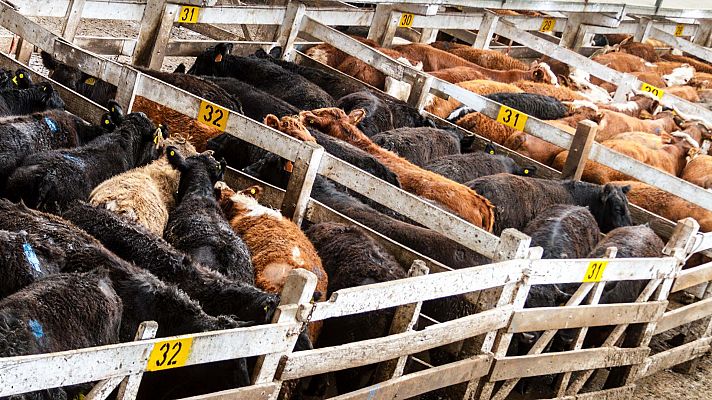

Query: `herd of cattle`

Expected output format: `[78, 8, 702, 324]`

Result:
[0, 28, 710, 399]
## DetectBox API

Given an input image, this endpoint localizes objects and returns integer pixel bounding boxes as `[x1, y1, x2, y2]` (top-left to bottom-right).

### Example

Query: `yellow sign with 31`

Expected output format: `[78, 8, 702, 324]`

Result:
[178, 6, 200, 23]
[583, 260, 608, 282]
[496, 105, 528, 131]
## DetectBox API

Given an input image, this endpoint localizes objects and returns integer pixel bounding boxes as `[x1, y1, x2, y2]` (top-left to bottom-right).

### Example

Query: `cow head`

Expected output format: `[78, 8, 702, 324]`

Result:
[37, 82, 66, 111]
[596, 183, 632, 233]
[663, 64, 695, 87]
[12, 69, 32, 89]
[187, 43, 233, 75]
[264, 114, 316, 143]
[531, 62, 558, 86]
[300, 108, 366, 142]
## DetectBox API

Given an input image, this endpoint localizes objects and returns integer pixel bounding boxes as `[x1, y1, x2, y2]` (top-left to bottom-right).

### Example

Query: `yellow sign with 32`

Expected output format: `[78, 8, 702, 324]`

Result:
[197, 100, 229, 132]
[146, 338, 193, 371]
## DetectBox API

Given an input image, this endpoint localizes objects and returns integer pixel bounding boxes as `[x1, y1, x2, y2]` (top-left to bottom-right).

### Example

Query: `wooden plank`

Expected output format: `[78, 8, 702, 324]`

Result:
[60, 0, 86, 42]
[473, 11, 499, 50]
[74, 36, 136, 56]
[115, 321, 159, 400]
[561, 120, 597, 181]
[278, 306, 513, 380]
[373, 261, 430, 382]
[571, 385, 636, 399]
[147, 3, 178, 70]
[132, 0, 167, 67]
[279, 142, 324, 227]
[672, 261, 712, 293]
[490, 347, 649, 381]
[654, 296, 712, 335]
[642, 336, 712, 377]
[650, 26, 712, 64]
[176, 383, 279, 400]
[275, 0, 307, 61]
[0, 323, 297, 396]
[85, 377, 123, 400]
[330, 355, 492, 400]
[177, 23, 239, 41]
[252, 269, 318, 385]
[289, 260, 520, 322]
[527, 258, 677, 285]
[508, 301, 667, 333]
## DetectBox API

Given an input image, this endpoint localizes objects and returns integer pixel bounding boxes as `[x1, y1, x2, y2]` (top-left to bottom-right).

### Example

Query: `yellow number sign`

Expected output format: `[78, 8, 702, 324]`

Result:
[675, 24, 684, 37]
[399, 13, 414, 28]
[197, 100, 229, 131]
[583, 260, 608, 282]
[540, 18, 556, 33]
[640, 82, 664, 99]
[496, 105, 528, 131]
[146, 338, 193, 371]
[178, 6, 200, 23]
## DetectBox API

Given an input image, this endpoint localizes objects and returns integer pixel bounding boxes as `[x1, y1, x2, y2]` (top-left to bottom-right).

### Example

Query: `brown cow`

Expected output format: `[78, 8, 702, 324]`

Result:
[682, 154, 712, 189]
[300, 108, 496, 232]
[596, 109, 677, 141]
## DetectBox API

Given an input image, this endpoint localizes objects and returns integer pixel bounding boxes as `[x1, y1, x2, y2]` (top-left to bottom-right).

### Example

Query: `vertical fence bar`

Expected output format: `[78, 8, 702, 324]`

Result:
[114, 321, 159, 400]
[280, 142, 324, 227]
[276, 1, 306, 62]
[561, 120, 598, 181]
[61, 0, 87, 42]
[473, 11, 499, 50]
[132, 0, 168, 67]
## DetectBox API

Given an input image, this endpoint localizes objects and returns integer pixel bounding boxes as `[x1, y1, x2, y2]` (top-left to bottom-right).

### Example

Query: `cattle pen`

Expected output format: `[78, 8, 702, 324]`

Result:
[2, 0, 712, 399]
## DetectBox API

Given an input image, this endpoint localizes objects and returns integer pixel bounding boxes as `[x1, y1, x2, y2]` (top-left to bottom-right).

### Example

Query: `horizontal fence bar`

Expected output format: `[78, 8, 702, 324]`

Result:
[642, 336, 712, 377]
[176, 383, 279, 400]
[654, 296, 712, 335]
[649, 27, 712, 64]
[278, 306, 512, 380]
[508, 301, 667, 333]
[490, 347, 649, 381]
[672, 261, 712, 293]
[287, 259, 521, 322]
[527, 258, 678, 285]
[0, 323, 297, 396]
[329, 355, 492, 400]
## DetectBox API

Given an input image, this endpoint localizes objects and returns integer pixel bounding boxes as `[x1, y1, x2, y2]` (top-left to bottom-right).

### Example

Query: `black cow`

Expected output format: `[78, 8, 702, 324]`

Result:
[187, 43, 335, 110]
[41, 51, 116, 107]
[466, 174, 632, 234]
[424, 143, 536, 183]
[164, 147, 254, 283]
[0, 82, 64, 117]
[5, 112, 161, 213]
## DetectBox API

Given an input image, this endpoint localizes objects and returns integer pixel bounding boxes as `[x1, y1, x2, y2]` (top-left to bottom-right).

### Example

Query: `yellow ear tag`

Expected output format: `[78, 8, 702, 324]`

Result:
[111, 107, 115, 112]
[489, 150, 495, 154]
[170, 150, 175, 157]
[104, 119, 110, 125]
[85, 77, 96, 85]
[153, 135, 159, 144]
[250, 188, 256, 195]
[19, 74, 24, 79]
[11, 76, 17, 85]
[524, 169, 529, 174]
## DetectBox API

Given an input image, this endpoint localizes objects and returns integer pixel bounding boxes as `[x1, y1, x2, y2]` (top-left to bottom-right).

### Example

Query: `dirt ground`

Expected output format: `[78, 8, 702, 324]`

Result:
[10, 12, 712, 400]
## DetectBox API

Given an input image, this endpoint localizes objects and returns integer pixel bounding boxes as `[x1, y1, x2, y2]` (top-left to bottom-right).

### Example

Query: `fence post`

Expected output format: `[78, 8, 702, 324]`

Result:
[561, 120, 598, 180]
[83, 321, 158, 400]
[61, 0, 86, 42]
[372, 260, 430, 382]
[634, 17, 654, 42]
[114, 321, 159, 400]
[613, 75, 637, 103]
[275, 1, 306, 62]
[367, 4, 395, 45]
[693, 19, 712, 47]
[420, 28, 438, 43]
[473, 11, 499, 50]
[559, 13, 583, 49]
[115, 68, 140, 114]
[280, 142, 324, 227]
[14, 37, 33, 65]
[251, 269, 318, 392]
[406, 74, 433, 111]
[605, 218, 700, 388]
[132, 0, 168, 68]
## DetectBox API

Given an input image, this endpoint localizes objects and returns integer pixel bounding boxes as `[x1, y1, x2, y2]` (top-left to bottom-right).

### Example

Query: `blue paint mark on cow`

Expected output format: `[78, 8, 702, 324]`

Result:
[22, 242, 42, 275]
[28, 319, 44, 339]
[43, 117, 59, 133]
[61, 153, 85, 167]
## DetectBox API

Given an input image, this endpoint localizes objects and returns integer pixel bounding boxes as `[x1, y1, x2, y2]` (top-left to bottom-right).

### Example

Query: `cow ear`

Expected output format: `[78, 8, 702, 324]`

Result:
[269, 46, 283, 59]
[14, 69, 31, 88]
[174, 63, 186, 74]
[348, 108, 366, 124]
[264, 114, 280, 129]
[520, 166, 537, 176]
[214, 43, 232, 63]
[100, 112, 115, 131]
[107, 100, 125, 125]
[621, 184, 631, 194]
[166, 146, 187, 172]
[533, 68, 544, 80]
[484, 142, 496, 155]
